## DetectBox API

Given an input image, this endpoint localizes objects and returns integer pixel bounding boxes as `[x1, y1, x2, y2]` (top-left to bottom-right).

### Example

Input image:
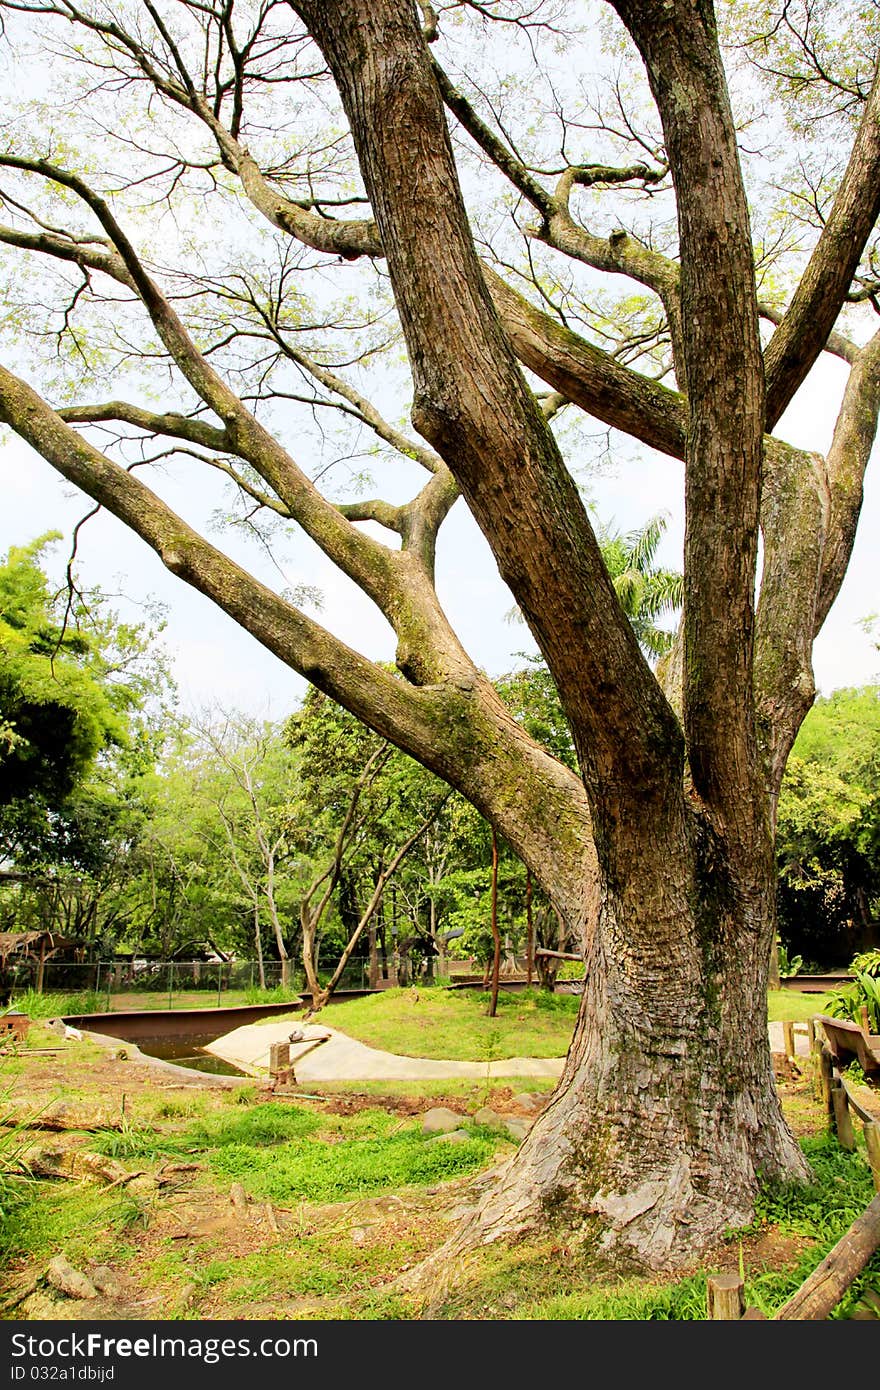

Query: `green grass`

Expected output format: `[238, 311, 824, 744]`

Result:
[10, 987, 305, 1016]
[91, 1092, 497, 1211]
[208, 1128, 496, 1204]
[767, 990, 832, 1022]
[735, 1135, 880, 1320]
[310, 986, 579, 1059]
[92, 1099, 497, 1205]
[8, 989, 109, 1020]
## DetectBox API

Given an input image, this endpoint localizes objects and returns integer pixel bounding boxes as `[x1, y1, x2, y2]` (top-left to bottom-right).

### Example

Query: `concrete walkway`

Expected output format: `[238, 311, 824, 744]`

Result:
[204, 1020, 566, 1081]
[205, 1018, 810, 1082]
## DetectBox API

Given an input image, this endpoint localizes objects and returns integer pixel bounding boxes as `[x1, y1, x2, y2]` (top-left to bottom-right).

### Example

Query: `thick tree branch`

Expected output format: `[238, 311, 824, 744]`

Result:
[0, 155, 464, 663]
[56, 401, 231, 452]
[485, 267, 686, 458]
[758, 301, 858, 367]
[0, 359, 594, 923]
[293, 0, 683, 821]
[815, 328, 880, 627]
[611, 1, 766, 836]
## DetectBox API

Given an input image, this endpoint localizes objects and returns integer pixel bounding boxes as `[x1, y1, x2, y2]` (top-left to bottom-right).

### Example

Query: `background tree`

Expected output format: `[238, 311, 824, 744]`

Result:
[1, 0, 879, 1275]
[285, 689, 450, 1006]
[776, 685, 880, 968]
[0, 533, 166, 857]
[0, 532, 173, 964]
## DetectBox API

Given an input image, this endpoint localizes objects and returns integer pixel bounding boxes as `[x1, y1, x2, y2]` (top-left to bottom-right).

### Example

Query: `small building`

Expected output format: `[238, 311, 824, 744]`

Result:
[0, 1008, 30, 1041]
[0, 929, 83, 996]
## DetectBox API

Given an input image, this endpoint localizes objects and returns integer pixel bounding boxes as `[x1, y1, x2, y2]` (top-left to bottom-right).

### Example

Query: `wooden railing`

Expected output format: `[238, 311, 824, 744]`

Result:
[707, 1015, 880, 1319]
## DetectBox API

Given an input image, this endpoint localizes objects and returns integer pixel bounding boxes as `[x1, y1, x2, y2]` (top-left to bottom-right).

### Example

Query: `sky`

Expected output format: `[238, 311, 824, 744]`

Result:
[2, 337, 878, 726]
[0, 4, 877, 725]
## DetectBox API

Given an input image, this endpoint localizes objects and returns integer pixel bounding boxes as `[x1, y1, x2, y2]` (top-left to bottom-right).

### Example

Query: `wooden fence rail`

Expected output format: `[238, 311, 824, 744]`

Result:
[707, 1014, 880, 1319]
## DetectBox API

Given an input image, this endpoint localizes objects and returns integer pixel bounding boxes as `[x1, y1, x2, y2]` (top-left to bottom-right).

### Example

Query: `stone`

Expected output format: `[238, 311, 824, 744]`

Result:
[513, 1092, 546, 1112]
[421, 1106, 464, 1134]
[429, 1128, 470, 1144]
[473, 1106, 507, 1131]
[504, 1117, 531, 1141]
[89, 1266, 123, 1298]
[177, 1283, 199, 1311]
[46, 1256, 98, 1301]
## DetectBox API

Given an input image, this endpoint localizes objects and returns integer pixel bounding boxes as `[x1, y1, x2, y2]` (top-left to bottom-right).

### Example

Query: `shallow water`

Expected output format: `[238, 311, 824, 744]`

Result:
[135, 1033, 249, 1077]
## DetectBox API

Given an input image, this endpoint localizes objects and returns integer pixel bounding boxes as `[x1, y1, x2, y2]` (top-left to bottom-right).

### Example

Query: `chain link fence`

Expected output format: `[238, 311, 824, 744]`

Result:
[5, 957, 373, 1009]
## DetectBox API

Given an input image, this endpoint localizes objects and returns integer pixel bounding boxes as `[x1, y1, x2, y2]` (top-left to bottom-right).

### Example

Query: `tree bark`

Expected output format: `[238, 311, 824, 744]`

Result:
[488, 829, 501, 1019]
[406, 806, 808, 1283]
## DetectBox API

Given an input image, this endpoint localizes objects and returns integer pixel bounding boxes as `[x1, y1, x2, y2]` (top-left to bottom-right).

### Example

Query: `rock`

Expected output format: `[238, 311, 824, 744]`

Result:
[350, 1227, 367, 1246]
[125, 1174, 157, 1197]
[504, 1117, 531, 1141]
[513, 1092, 546, 1113]
[421, 1106, 464, 1134]
[429, 1129, 470, 1144]
[46, 1256, 98, 1301]
[73, 1152, 129, 1185]
[473, 1106, 507, 1132]
[89, 1266, 123, 1298]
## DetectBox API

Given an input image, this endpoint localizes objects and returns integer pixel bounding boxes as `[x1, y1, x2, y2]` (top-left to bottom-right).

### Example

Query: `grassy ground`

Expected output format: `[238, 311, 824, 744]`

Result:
[269, 985, 831, 1056]
[13, 981, 833, 1031]
[1, 1002, 878, 1322]
[303, 987, 581, 1059]
[767, 989, 833, 1022]
[7, 986, 306, 1018]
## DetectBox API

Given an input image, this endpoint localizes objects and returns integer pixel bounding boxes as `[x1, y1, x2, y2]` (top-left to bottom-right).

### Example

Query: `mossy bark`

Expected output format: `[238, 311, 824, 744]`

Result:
[408, 796, 809, 1283]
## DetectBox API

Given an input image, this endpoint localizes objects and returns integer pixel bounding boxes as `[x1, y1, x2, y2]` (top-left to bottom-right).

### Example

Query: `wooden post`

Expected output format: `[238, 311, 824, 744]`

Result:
[269, 1041, 290, 1076]
[858, 1005, 870, 1035]
[819, 1044, 834, 1121]
[831, 1078, 856, 1152]
[707, 1272, 745, 1319]
[806, 1017, 816, 1050]
[865, 1121, 880, 1194]
[810, 1038, 822, 1100]
[782, 1021, 795, 1061]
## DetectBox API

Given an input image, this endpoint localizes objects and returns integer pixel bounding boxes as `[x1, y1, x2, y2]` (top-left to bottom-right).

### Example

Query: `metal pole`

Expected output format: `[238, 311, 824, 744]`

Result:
[168, 961, 174, 1010]
[217, 962, 223, 1008]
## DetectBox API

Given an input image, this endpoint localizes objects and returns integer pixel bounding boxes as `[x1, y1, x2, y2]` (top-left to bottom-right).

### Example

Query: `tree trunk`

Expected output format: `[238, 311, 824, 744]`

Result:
[408, 803, 810, 1283]
[367, 923, 379, 990]
[526, 871, 534, 989]
[768, 936, 781, 991]
[300, 911, 329, 1012]
[254, 903, 266, 990]
[488, 829, 501, 1018]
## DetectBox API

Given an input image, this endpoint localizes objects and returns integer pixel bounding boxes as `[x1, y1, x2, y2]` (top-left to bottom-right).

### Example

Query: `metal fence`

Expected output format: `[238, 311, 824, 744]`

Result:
[6, 956, 374, 1007]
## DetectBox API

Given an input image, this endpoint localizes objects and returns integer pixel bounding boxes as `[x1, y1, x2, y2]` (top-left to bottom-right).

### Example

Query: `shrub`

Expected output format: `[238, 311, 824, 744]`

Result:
[824, 950, 880, 1032]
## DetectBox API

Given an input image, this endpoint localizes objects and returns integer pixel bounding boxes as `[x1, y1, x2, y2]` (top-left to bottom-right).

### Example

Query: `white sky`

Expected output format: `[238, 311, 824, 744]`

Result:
[0, 4, 877, 722]
[2, 338, 878, 722]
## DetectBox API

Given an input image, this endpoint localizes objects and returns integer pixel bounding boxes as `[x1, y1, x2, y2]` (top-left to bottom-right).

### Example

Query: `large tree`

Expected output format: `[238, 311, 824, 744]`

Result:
[1, 0, 879, 1275]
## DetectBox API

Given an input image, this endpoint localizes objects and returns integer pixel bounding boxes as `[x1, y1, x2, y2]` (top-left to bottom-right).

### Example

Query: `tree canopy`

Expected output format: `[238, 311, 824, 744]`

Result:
[1, 0, 879, 1278]
[776, 684, 880, 966]
[0, 532, 170, 865]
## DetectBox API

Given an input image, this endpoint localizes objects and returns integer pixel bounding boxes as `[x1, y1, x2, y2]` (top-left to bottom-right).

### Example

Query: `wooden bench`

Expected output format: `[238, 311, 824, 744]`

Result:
[815, 1015, 880, 1077]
